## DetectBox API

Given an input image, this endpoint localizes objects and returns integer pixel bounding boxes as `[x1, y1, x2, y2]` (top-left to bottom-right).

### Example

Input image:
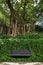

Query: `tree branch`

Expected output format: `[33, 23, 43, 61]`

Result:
[6, 0, 16, 16]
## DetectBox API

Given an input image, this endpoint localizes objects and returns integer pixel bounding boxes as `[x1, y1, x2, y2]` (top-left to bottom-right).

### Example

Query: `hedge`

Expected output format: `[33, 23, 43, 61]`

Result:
[0, 33, 43, 39]
[0, 35, 15, 39]
[0, 37, 43, 62]
[15, 33, 43, 39]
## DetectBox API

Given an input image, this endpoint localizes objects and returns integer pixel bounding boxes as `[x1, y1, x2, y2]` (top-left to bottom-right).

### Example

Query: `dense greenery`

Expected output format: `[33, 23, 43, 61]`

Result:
[15, 33, 43, 39]
[0, 34, 43, 62]
[0, 0, 43, 35]
[0, 0, 43, 62]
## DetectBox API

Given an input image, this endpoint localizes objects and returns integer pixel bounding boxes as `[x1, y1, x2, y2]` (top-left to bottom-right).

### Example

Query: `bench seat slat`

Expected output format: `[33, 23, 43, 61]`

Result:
[10, 50, 31, 57]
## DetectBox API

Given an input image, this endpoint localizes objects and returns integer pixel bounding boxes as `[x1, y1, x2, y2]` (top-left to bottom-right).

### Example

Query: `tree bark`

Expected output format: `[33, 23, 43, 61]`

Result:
[30, 22, 35, 33]
[12, 20, 17, 36]
[23, 24, 26, 34]
[6, 0, 17, 36]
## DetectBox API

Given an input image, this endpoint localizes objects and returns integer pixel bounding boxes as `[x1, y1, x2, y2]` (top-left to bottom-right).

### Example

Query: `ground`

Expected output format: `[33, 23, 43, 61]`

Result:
[0, 62, 43, 65]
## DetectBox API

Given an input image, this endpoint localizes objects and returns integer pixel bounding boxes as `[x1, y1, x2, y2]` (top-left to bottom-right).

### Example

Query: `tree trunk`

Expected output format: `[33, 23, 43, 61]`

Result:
[27, 25, 30, 33]
[30, 23, 35, 33]
[6, 0, 17, 36]
[23, 24, 25, 34]
[0, 27, 3, 34]
[12, 20, 17, 36]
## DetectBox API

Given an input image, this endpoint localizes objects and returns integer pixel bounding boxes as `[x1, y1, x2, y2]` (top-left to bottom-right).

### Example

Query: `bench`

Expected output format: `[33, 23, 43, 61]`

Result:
[10, 50, 31, 57]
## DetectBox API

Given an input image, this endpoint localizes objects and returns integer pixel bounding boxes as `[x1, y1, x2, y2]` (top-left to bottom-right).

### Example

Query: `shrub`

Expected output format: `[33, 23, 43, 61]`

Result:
[15, 34, 43, 39]
[0, 37, 43, 62]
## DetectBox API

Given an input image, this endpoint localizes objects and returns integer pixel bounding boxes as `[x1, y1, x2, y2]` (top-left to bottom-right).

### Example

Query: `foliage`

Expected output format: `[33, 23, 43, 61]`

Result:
[0, 0, 43, 24]
[0, 34, 43, 62]
[15, 33, 43, 39]
[0, 0, 43, 35]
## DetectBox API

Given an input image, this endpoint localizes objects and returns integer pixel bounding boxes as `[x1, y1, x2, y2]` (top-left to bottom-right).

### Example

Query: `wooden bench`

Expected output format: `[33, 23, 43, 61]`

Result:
[10, 50, 31, 57]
